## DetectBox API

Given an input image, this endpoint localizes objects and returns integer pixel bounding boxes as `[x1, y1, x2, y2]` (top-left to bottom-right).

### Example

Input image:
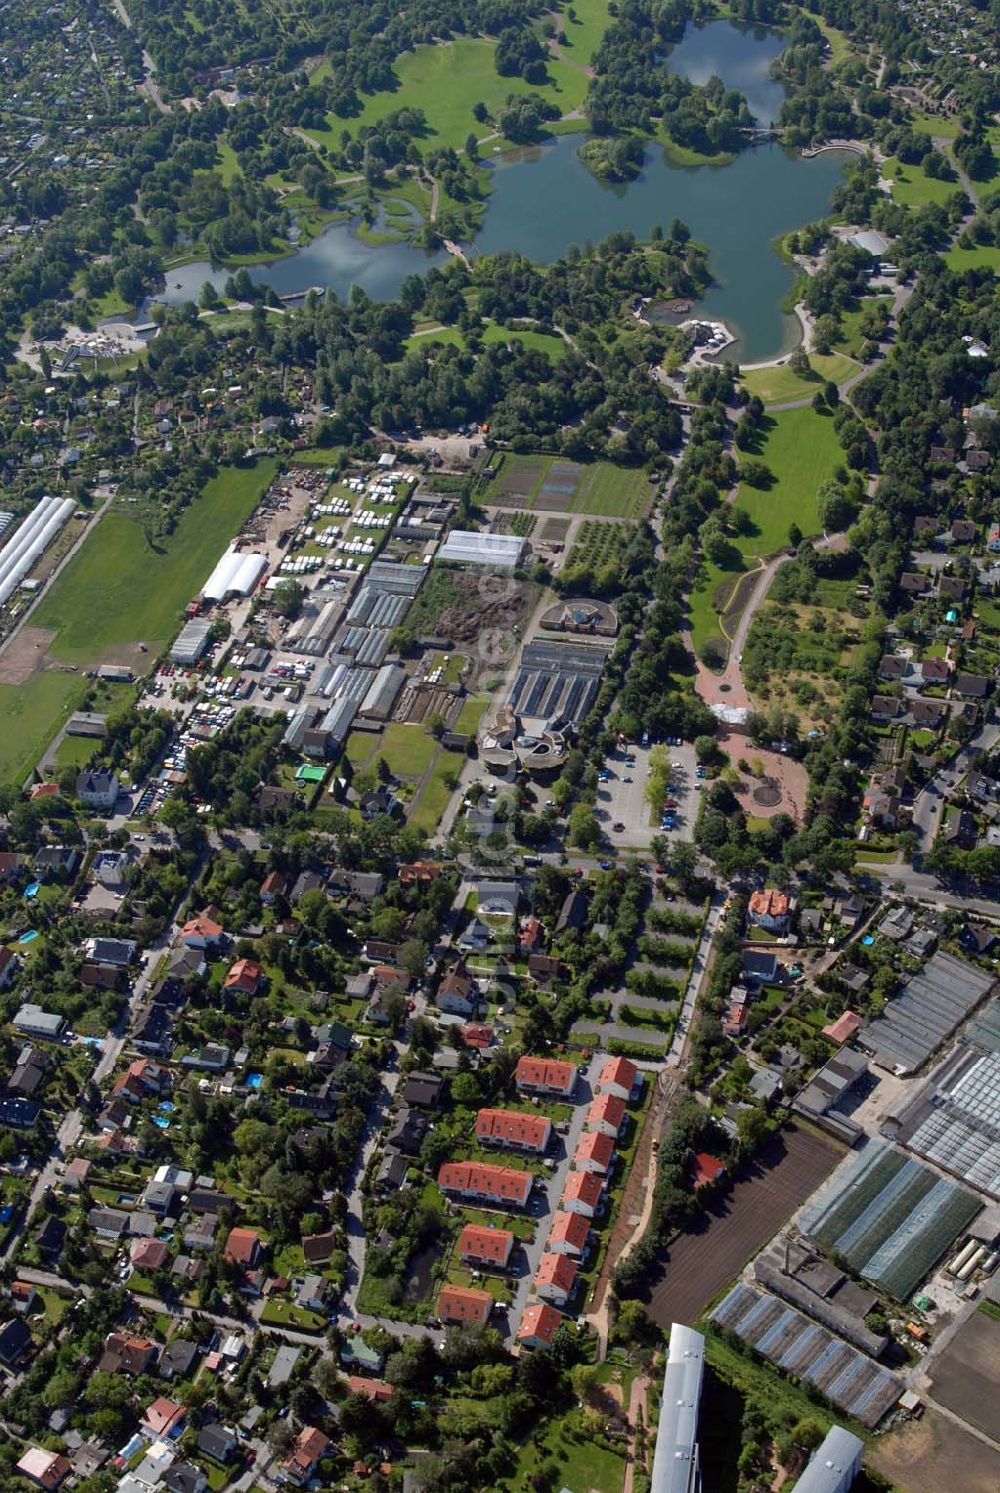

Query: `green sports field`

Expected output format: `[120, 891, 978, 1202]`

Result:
[33, 460, 277, 662]
[308, 38, 588, 155]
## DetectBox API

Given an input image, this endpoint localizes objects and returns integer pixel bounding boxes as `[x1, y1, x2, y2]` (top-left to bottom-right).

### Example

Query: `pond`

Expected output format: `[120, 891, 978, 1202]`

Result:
[152, 22, 847, 363]
[667, 18, 788, 126]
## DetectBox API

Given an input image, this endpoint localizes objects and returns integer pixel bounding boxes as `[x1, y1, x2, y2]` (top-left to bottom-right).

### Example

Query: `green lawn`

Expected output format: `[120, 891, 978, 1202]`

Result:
[882, 157, 963, 208]
[834, 297, 892, 357]
[500, 1407, 627, 1493]
[910, 112, 960, 139]
[811, 15, 852, 65]
[406, 323, 567, 360]
[688, 560, 734, 656]
[945, 243, 1000, 273]
[54, 734, 99, 768]
[740, 352, 858, 406]
[409, 752, 458, 833]
[376, 722, 438, 777]
[308, 38, 588, 154]
[0, 672, 91, 787]
[734, 406, 843, 557]
[33, 461, 277, 662]
[555, 0, 613, 65]
[456, 694, 490, 732]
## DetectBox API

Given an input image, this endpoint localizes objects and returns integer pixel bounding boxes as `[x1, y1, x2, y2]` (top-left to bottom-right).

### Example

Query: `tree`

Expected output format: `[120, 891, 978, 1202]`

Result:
[816, 479, 854, 533]
[273, 578, 304, 619]
[789, 346, 811, 376]
[567, 803, 601, 849]
[693, 734, 718, 764]
[739, 457, 772, 488]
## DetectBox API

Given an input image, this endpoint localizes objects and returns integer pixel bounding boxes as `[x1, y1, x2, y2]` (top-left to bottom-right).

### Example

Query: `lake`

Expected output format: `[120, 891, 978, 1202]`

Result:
[153, 21, 847, 364]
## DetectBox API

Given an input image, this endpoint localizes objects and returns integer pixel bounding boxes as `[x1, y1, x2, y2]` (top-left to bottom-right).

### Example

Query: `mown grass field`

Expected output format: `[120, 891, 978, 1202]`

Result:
[33, 461, 277, 662]
[740, 351, 858, 405]
[945, 243, 1000, 273]
[911, 112, 960, 140]
[404, 322, 567, 360]
[689, 407, 844, 655]
[882, 156, 963, 208]
[554, 0, 613, 65]
[308, 38, 588, 154]
[734, 406, 841, 557]
[0, 672, 89, 787]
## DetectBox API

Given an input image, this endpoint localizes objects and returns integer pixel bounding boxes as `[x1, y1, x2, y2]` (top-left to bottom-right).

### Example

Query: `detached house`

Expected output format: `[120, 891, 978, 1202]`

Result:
[279, 1427, 330, 1487]
[747, 889, 791, 932]
[547, 1210, 590, 1258]
[517, 1302, 563, 1350]
[224, 958, 263, 996]
[574, 1131, 614, 1175]
[437, 962, 478, 1017]
[586, 1092, 626, 1138]
[180, 916, 224, 951]
[76, 769, 119, 810]
[598, 1056, 639, 1102]
[562, 1170, 604, 1218]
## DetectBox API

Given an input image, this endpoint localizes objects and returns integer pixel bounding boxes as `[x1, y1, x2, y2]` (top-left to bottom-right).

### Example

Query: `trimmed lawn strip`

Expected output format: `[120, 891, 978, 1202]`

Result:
[734, 407, 842, 558]
[739, 352, 858, 406]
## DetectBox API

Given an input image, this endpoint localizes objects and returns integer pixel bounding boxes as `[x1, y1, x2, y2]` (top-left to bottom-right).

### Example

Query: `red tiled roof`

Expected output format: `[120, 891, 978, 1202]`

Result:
[822, 1010, 863, 1044]
[515, 1055, 576, 1093]
[460, 1023, 495, 1049]
[517, 1302, 563, 1347]
[574, 1131, 614, 1169]
[224, 1227, 261, 1264]
[587, 1093, 626, 1131]
[476, 1108, 551, 1151]
[548, 1211, 590, 1251]
[748, 889, 790, 920]
[692, 1153, 726, 1189]
[438, 1161, 532, 1206]
[458, 1224, 514, 1266]
[437, 1284, 493, 1325]
[562, 1171, 604, 1207]
[599, 1056, 638, 1092]
[225, 957, 262, 990]
[535, 1254, 578, 1293]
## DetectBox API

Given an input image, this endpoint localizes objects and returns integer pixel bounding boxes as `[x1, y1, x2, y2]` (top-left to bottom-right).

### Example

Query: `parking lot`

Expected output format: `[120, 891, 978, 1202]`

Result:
[598, 741, 698, 849]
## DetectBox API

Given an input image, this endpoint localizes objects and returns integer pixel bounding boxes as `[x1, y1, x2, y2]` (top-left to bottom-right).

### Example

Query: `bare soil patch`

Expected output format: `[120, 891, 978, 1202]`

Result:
[930, 1310, 1000, 1442]
[534, 490, 576, 512]
[542, 517, 572, 542]
[0, 627, 56, 685]
[869, 1407, 1000, 1493]
[644, 1124, 843, 1329]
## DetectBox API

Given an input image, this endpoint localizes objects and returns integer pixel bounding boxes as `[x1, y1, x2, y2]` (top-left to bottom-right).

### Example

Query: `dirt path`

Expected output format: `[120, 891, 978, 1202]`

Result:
[622, 1375, 652, 1493]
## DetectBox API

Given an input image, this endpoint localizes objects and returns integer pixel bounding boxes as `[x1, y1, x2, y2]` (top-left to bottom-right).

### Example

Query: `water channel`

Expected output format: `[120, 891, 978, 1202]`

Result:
[154, 21, 848, 363]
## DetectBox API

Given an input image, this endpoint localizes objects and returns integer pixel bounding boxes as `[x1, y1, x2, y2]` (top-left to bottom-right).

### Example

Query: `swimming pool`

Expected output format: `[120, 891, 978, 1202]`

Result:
[246, 1072, 263, 1090]
[861, 934, 875, 945]
[23, 882, 40, 898]
[18, 930, 38, 945]
[158, 1101, 174, 1113]
[152, 1116, 170, 1129]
